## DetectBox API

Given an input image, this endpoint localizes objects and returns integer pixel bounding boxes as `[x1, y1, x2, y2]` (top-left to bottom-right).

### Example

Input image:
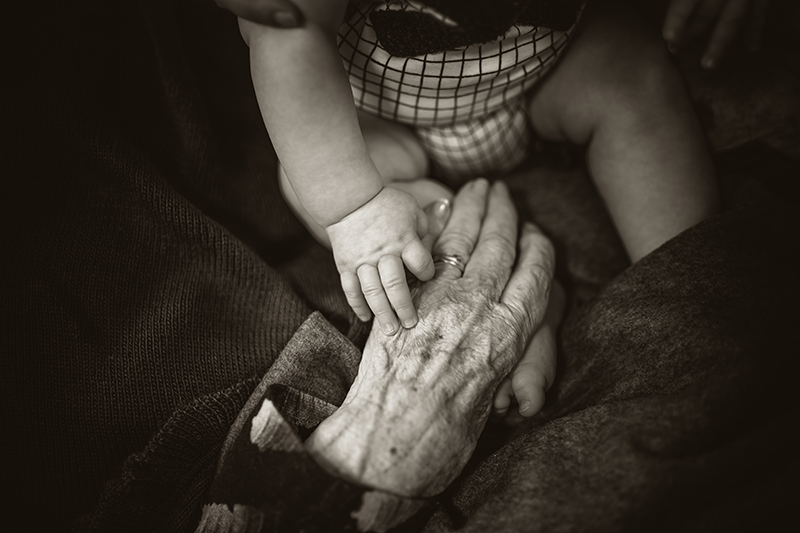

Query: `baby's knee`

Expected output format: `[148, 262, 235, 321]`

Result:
[571, 42, 690, 144]
[529, 20, 687, 144]
[611, 40, 687, 115]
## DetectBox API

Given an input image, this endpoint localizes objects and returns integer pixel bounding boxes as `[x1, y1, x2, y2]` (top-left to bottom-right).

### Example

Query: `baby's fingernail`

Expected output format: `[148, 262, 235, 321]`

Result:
[519, 401, 532, 413]
[382, 323, 397, 335]
[273, 11, 299, 28]
[432, 198, 450, 217]
[402, 318, 417, 328]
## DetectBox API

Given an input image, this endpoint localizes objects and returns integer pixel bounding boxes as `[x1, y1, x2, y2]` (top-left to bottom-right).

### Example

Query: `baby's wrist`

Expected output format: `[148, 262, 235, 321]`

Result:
[323, 185, 385, 229]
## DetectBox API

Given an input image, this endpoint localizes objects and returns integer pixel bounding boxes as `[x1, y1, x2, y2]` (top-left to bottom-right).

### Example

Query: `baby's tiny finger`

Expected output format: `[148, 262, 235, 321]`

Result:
[341, 271, 372, 322]
[421, 198, 451, 251]
[402, 239, 435, 282]
[358, 264, 399, 335]
[378, 256, 417, 329]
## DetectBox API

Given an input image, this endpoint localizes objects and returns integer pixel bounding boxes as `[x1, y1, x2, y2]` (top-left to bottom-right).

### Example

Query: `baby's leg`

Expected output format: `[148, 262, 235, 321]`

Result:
[280, 109, 451, 248]
[527, 0, 719, 263]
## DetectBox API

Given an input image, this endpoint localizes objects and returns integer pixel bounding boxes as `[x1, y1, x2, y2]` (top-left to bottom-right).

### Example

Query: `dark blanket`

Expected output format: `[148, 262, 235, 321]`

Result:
[1, 1, 797, 532]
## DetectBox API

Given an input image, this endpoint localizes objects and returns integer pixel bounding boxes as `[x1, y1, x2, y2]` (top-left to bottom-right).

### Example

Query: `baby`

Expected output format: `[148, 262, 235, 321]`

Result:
[234, 0, 757, 416]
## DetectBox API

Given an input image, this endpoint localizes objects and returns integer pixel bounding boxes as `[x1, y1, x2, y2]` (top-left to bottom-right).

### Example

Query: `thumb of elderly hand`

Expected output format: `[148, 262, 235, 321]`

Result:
[215, 0, 304, 27]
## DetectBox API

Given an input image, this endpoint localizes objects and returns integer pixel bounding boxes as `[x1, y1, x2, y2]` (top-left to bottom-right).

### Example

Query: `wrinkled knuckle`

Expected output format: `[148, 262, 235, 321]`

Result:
[529, 263, 553, 290]
[495, 245, 517, 266]
[440, 229, 474, 254]
[509, 301, 537, 332]
[483, 229, 516, 251]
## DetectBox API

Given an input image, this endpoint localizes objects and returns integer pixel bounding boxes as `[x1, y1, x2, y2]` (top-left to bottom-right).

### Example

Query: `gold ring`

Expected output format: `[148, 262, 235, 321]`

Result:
[433, 254, 467, 275]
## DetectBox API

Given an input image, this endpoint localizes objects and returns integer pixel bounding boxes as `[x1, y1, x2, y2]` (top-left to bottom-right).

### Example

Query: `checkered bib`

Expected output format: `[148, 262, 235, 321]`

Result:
[338, 1, 580, 177]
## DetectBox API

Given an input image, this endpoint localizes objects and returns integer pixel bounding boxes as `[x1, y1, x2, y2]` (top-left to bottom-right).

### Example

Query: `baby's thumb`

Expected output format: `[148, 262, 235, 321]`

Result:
[420, 198, 451, 251]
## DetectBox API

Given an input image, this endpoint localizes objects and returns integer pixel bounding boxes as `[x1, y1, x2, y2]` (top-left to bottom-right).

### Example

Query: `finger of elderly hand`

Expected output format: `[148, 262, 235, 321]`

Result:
[378, 255, 417, 328]
[464, 181, 518, 298]
[432, 179, 489, 261]
[358, 264, 399, 335]
[500, 222, 556, 338]
[745, 0, 770, 52]
[701, 0, 749, 68]
[663, 0, 704, 46]
[341, 271, 372, 322]
[216, 0, 304, 27]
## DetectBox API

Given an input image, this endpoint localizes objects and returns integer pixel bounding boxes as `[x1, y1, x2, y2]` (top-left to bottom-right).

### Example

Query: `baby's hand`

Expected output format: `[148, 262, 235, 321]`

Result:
[326, 187, 434, 335]
[663, 0, 769, 69]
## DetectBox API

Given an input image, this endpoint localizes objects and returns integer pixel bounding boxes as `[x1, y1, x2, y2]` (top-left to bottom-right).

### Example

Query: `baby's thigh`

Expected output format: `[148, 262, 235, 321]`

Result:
[527, 2, 670, 144]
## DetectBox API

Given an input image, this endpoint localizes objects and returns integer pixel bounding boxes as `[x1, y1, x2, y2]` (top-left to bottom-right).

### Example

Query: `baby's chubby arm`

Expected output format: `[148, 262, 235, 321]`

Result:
[239, 0, 434, 334]
[239, 0, 381, 227]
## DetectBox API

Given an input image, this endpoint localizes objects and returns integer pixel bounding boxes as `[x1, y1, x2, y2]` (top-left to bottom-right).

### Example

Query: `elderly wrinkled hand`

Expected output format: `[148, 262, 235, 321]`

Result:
[305, 179, 558, 499]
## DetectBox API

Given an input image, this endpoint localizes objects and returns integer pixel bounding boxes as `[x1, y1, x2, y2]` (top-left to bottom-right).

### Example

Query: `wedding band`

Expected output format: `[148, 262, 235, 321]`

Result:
[433, 254, 467, 275]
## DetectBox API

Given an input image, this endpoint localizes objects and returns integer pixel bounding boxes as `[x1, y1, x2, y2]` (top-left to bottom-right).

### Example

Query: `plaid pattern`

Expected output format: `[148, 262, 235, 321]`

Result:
[338, 1, 581, 177]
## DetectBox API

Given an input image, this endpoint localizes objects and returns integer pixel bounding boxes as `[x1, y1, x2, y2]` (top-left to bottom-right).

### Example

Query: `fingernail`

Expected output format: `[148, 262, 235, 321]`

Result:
[382, 323, 397, 335]
[431, 198, 450, 218]
[403, 319, 416, 328]
[273, 11, 299, 28]
[519, 401, 532, 413]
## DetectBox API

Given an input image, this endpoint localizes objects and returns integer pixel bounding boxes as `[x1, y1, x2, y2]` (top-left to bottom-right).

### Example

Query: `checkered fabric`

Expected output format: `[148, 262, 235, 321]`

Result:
[338, 1, 582, 178]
